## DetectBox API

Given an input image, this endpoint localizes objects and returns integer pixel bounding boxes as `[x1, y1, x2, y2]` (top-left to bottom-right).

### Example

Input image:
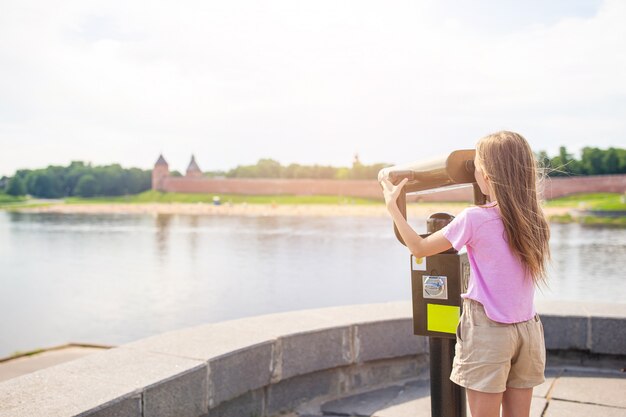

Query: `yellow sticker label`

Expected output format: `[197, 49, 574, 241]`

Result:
[412, 255, 426, 271]
[427, 304, 460, 334]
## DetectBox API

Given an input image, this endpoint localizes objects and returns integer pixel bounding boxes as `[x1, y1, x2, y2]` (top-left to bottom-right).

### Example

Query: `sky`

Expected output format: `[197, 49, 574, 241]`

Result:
[1, 0, 624, 176]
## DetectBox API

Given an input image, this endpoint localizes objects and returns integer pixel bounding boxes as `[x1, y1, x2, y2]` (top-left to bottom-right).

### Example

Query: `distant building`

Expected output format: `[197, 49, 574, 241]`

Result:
[151, 154, 626, 200]
[151, 154, 169, 191]
[186, 155, 202, 178]
[152, 154, 204, 191]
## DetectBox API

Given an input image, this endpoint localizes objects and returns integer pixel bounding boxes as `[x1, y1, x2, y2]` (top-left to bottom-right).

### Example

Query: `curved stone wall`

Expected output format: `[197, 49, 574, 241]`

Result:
[0, 300, 624, 417]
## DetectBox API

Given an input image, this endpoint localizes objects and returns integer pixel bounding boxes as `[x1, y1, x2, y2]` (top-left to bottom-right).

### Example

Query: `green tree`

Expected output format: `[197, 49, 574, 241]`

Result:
[25, 171, 64, 198]
[124, 168, 151, 194]
[94, 165, 125, 195]
[581, 147, 605, 175]
[349, 160, 365, 179]
[364, 163, 391, 180]
[558, 146, 575, 175]
[603, 148, 620, 174]
[308, 164, 335, 179]
[6, 176, 26, 196]
[66, 161, 89, 196]
[284, 163, 306, 179]
[535, 150, 551, 173]
[256, 158, 282, 178]
[75, 175, 99, 197]
[334, 167, 350, 180]
[227, 165, 256, 178]
[558, 146, 570, 165]
[617, 149, 626, 174]
[6, 162, 151, 198]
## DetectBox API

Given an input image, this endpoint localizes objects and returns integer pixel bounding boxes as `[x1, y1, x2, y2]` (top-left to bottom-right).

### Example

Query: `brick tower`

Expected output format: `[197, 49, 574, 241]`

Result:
[152, 154, 170, 191]
[186, 154, 203, 178]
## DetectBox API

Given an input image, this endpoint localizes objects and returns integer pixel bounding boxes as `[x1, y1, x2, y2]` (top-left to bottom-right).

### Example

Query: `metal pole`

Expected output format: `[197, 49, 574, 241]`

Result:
[429, 338, 466, 417]
[428, 183, 485, 416]
[379, 151, 484, 417]
[426, 215, 467, 417]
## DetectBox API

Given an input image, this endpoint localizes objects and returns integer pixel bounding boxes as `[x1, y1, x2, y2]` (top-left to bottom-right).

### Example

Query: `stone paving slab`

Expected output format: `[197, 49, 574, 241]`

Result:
[0, 347, 208, 417]
[532, 367, 561, 398]
[299, 366, 625, 417]
[373, 380, 431, 417]
[374, 396, 432, 417]
[322, 381, 546, 417]
[0, 346, 107, 383]
[548, 369, 626, 409]
[316, 381, 547, 417]
[57, 347, 207, 391]
[0, 367, 136, 417]
[544, 399, 626, 417]
[320, 386, 404, 416]
[311, 380, 442, 417]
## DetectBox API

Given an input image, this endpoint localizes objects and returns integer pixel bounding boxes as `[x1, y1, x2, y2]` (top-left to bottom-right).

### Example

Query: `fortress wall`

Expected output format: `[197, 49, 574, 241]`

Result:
[541, 174, 626, 200]
[162, 177, 387, 199]
[156, 174, 626, 202]
[161, 177, 477, 202]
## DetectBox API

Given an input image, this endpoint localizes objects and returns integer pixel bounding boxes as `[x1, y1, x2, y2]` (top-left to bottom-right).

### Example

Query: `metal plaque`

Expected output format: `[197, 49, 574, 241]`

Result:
[423, 275, 448, 300]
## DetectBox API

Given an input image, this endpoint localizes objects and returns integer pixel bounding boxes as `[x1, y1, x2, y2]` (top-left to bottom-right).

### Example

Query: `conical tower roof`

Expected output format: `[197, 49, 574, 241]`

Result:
[155, 154, 168, 166]
[187, 155, 201, 173]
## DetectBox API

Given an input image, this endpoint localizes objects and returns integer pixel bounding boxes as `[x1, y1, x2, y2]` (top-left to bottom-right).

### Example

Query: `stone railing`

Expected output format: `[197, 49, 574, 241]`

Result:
[0, 300, 624, 417]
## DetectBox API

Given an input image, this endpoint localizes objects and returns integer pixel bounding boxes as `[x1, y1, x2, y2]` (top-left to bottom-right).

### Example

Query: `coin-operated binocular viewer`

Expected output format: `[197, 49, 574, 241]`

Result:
[379, 150, 488, 417]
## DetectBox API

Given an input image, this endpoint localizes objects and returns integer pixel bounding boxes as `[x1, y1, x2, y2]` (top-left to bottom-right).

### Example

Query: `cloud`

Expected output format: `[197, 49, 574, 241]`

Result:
[0, 0, 624, 176]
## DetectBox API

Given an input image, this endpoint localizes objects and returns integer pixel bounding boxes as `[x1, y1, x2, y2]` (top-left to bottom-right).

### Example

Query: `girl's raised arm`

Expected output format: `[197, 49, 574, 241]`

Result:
[380, 177, 453, 258]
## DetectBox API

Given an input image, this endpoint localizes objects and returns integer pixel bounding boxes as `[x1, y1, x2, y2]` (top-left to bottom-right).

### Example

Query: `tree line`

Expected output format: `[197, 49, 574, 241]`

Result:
[2, 162, 151, 198]
[537, 146, 626, 176]
[220, 146, 626, 179]
[219, 158, 388, 180]
[1, 146, 624, 198]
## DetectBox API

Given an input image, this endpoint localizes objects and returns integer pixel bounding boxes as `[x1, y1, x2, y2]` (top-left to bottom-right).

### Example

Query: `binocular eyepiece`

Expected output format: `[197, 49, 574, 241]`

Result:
[380, 148, 487, 248]
[378, 149, 476, 194]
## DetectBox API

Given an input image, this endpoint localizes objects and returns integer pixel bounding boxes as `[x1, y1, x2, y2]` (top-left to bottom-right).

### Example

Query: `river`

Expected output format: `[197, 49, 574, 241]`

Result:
[1, 211, 624, 358]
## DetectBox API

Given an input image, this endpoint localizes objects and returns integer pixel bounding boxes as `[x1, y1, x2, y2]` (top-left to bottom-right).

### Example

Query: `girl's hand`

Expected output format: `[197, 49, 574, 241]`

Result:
[380, 177, 409, 208]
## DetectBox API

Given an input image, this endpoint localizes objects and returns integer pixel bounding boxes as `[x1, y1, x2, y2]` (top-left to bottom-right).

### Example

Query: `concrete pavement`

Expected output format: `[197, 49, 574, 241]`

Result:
[0, 345, 109, 383]
[1, 346, 624, 416]
[293, 365, 626, 417]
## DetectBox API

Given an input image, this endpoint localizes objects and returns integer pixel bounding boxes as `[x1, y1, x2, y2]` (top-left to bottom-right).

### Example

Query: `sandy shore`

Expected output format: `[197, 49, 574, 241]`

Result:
[12, 202, 571, 218]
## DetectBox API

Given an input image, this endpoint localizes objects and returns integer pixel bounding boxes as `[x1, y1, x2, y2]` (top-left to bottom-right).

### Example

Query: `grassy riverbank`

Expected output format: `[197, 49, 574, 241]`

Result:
[2, 191, 624, 225]
[545, 192, 626, 226]
[543, 192, 626, 211]
[64, 190, 381, 205]
[8, 190, 624, 207]
[550, 213, 626, 226]
[0, 194, 27, 205]
[0, 191, 467, 217]
[64, 191, 468, 207]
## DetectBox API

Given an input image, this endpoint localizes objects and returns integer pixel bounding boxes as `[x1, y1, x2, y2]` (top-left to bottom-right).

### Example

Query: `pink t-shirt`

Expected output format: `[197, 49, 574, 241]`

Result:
[441, 203, 536, 323]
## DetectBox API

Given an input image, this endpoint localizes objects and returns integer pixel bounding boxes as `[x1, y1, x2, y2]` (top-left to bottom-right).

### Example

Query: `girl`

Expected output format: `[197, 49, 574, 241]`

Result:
[380, 131, 550, 417]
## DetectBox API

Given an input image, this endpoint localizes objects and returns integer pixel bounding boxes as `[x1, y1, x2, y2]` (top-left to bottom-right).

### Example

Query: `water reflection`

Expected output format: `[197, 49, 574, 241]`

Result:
[539, 223, 626, 302]
[154, 213, 172, 259]
[0, 211, 624, 358]
[186, 215, 200, 261]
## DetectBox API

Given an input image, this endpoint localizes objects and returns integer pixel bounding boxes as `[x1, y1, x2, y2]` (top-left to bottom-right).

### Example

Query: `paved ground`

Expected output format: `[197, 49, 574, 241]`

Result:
[0, 345, 109, 383]
[288, 353, 626, 417]
[294, 364, 626, 417]
[1, 346, 624, 416]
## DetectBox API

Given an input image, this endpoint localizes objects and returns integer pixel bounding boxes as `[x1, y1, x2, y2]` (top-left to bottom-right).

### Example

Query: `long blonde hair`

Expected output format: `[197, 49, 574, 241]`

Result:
[476, 131, 551, 287]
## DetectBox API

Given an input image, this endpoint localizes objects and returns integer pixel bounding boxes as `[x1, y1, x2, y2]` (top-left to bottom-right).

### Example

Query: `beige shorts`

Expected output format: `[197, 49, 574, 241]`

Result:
[449, 298, 546, 393]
